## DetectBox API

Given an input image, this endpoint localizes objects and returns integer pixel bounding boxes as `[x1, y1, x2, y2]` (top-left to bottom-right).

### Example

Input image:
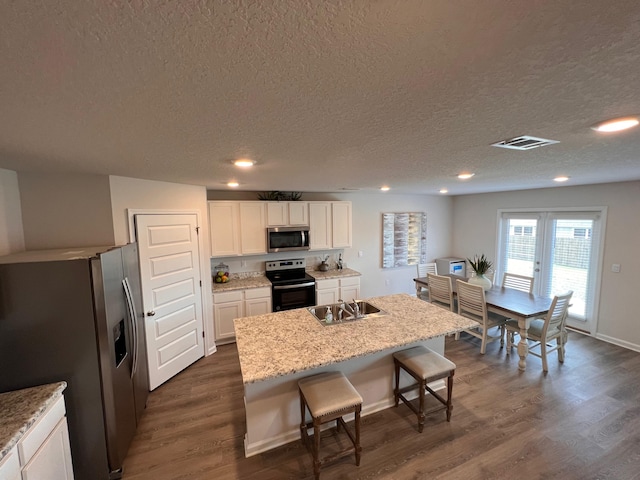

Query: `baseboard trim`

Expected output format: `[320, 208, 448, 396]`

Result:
[593, 333, 640, 353]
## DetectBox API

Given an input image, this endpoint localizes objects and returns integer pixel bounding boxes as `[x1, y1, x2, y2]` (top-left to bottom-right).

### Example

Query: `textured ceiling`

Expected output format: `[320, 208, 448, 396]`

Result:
[1, 1, 640, 195]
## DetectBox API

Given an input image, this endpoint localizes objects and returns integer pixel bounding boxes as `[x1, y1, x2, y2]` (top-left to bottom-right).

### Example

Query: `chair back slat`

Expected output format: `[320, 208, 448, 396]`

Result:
[502, 272, 535, 294]
[456, 279, 487, 321]
[545, 291, 573, 334]
[418, 262, 437, 277]
[427, 273, 453, 311]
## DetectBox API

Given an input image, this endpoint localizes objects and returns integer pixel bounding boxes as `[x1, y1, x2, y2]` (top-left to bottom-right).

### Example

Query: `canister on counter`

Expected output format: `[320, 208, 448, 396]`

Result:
[214, 262, 230, 283]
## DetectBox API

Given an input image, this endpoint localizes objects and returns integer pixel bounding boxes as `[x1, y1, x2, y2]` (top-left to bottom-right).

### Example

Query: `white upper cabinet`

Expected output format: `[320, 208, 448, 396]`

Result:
[209, 200, 349, 256]
[332, 201, 352, 248]
[288, 202, 309, 225]
[209, 201, 240, 257]
[209, 201, 266, 257]
[266, 202, 309, 226]
[239, 202, 267, 255]
[309, 202, 332, 250]
[309, 201, 352, 250]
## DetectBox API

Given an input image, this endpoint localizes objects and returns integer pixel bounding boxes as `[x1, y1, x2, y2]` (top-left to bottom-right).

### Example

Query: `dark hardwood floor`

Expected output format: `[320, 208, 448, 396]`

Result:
[122, 331, 640, 480]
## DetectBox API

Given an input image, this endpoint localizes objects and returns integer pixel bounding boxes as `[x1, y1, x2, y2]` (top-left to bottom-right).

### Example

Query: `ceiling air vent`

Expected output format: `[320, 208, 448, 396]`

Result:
[491, 135, 559, 150]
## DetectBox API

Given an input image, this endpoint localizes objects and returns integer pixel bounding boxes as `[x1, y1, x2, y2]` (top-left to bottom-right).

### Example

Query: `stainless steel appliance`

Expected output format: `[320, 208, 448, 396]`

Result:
[0, 244, 148, 480]
[266, 258, 316, 311]
[267, 226, 311, 253]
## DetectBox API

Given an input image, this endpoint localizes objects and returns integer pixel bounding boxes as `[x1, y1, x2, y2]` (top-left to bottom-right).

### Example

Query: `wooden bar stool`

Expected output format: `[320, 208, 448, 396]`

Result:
[298, 371, 363, 479]
[393, 346, 456, 433]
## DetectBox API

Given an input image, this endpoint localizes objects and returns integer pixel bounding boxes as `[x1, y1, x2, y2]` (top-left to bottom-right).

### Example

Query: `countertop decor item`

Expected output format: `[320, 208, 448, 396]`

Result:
[318, 255, 329, 271]
[214, 262, 230, 283]
[467, 254, 493, 291]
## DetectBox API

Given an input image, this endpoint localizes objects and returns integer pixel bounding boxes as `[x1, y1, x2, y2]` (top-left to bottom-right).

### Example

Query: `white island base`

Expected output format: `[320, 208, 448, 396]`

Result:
[243, 338, 443, 457]
[234, 294, 476, 458]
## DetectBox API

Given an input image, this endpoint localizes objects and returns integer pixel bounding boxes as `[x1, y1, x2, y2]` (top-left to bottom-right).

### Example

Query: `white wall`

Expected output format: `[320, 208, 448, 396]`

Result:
[18, 172, 114, 249]
[451, 181, 640, 351]
[109, 176, 215, 354]
[0, 168, 25, 255]
[207, 191, 454, 298]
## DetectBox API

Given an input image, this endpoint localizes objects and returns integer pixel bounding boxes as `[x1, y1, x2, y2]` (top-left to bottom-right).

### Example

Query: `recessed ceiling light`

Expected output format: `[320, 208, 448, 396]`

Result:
[457, 172, 475, 180]
[227, 181, 239, 187]
[233, 158, 255, 167]
[553, 176, 569, 183]
[439, 188, 448, 194]
[380, 186, 390, 191]
[591, 116, 639, 133]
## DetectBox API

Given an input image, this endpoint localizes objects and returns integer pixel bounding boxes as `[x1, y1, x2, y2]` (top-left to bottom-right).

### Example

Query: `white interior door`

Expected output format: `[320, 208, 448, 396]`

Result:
[136, 214, 205, 390]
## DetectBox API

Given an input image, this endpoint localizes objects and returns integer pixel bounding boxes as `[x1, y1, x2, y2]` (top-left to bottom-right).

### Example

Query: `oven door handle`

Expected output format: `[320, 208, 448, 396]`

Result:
[273, 281, 316, 290]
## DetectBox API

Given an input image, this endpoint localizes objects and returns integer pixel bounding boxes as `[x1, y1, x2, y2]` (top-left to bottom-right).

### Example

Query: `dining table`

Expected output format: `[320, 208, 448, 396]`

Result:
[414, 275, 554, 371]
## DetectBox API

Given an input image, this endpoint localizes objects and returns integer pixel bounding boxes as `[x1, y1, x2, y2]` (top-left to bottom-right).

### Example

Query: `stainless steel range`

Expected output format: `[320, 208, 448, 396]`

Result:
[265, 258, 316, 311]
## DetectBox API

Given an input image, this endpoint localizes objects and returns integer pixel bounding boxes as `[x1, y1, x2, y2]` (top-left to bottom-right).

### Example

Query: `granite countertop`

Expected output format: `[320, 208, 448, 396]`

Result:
[213, 268, 361, 292]
[0, 382, 67, 462]
[307, 268, 361, 280]
[212, 273, 272, 293]
[234, 293, 476, 384]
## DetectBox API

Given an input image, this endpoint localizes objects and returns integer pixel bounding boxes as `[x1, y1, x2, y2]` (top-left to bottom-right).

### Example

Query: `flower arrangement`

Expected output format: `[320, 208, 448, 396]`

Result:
[467, 254, 493, 276]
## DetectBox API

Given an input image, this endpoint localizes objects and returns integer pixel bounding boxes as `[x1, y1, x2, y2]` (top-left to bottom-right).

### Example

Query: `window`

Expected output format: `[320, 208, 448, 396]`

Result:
[513, 225, 534, 236]
[573, 227, 591, 239]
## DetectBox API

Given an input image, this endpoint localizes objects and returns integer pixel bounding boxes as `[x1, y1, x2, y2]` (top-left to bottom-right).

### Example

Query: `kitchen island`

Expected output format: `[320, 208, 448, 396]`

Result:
[234, 293, 476, 457]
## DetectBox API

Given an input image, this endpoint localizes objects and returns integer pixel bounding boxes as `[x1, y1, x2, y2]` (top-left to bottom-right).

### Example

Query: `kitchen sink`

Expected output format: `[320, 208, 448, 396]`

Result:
[307, 301, 388, 325]
[352, 300, 383, 315]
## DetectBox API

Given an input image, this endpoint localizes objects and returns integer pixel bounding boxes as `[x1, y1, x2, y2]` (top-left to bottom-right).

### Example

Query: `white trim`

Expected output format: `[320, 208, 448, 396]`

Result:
[594, 333, 640, 353]
[127, 208, 203, 243]
[496, 206, 607, 214]
[127, 208, 217, 356]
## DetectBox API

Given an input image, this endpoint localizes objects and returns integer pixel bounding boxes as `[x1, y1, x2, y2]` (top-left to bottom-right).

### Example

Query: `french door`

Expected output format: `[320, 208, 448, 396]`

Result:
[496, 209, 606, 334]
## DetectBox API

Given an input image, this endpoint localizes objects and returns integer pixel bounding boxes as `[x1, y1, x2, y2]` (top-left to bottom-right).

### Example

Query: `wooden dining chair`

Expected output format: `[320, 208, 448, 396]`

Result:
[456, 279, 506, 354]
[427, 273, 454, 311]
[416, 263, 437, 297]
[505, 291, 573, 372]
[501, 273, 535, 345]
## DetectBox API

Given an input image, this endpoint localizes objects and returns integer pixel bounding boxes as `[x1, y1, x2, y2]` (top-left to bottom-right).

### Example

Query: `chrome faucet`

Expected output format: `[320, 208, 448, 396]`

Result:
[339, 299, 361, 318]
[351, 298, 360, 318]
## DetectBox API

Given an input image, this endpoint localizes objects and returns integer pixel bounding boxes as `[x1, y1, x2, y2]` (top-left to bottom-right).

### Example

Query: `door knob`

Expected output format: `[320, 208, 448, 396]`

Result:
[146, 311, 156, 317]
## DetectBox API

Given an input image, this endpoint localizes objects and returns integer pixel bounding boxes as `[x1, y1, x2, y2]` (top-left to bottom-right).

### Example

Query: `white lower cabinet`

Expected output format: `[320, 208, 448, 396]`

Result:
[315, 278, 339, 305]
[213, 287, 272, 344]
[7, 395, 75, 480]
[315, 276, 361, 305]
[338, 276, 360, 301]
[213, 291, 243, 342]
[0, 447, 20, 480]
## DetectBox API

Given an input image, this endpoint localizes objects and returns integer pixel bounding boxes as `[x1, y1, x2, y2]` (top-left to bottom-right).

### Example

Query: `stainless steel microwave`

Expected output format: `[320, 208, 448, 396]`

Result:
[267, 227, 311, 253]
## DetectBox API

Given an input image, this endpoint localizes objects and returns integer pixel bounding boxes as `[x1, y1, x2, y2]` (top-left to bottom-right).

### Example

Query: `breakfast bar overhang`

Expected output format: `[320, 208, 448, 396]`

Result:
[234, 294, 477, 457]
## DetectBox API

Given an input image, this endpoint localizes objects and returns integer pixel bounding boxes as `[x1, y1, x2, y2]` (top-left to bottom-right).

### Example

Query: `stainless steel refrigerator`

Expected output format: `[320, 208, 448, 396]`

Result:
[0, 244, 149, 480]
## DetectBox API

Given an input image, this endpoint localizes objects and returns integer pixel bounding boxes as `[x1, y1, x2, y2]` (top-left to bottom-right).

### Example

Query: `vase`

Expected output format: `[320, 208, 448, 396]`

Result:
[468, 273, 492, 291]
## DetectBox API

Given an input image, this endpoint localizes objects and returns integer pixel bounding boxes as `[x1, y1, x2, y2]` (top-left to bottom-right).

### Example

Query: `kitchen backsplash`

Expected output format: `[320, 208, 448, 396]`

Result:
[210, 250, 345, 276]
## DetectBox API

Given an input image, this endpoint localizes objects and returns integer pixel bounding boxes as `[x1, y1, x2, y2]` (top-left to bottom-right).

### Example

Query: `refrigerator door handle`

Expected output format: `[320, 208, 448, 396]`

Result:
[122, 278, 138, 379]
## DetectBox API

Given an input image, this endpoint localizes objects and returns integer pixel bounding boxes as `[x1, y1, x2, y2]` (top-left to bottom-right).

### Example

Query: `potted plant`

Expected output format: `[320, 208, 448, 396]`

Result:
[467, 254, 493, 291]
